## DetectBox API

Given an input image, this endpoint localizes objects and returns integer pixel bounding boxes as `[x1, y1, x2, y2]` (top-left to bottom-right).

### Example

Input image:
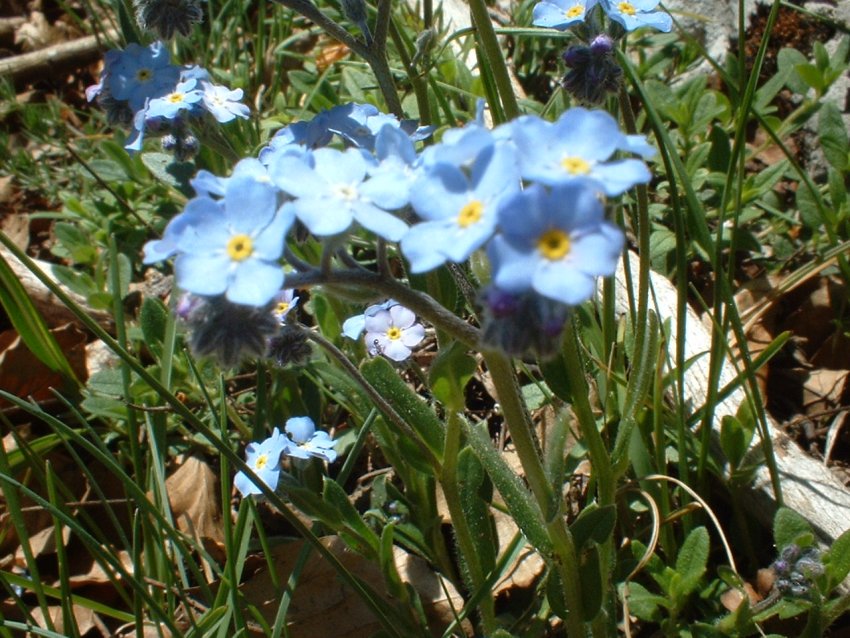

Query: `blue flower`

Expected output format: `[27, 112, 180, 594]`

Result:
[365, 304, 425, 361]
[271, 289, 300, 323]
[600, 0, 672, 32]
[283, 417, 338, 462]
[105, 42, 180, 112]
[342, 299, 398, 340]
[363, 125, 421, 209]
[488, 181, 624, 305]
[505, 108, 652, 196]
[270, 147, 408, 241]
[234, 428, 288, 497]
[200, 82, 250, 123]
[401, 141, 519, 273]
[172, 175, 293, 306]
[533, 0, 598, 29]
[145, 78, 203, 119]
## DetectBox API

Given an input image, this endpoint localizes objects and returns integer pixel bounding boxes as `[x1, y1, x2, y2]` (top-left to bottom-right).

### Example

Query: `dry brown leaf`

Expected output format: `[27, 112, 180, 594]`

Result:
[316, 41, 350, 71]
[801, 368, 849, 415]
[27, 603, 101, 637]
[237, 535, 469, 637]
[67, 547, 134, 586]
[13, 522, 71, 563]
[166, 454, 226, 567]
[0, 323, 88, 408]
[491, 509, 545, 595]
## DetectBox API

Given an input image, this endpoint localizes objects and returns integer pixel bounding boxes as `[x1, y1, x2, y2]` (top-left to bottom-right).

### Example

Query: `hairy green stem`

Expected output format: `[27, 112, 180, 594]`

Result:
[481, 349, 586, 636]
[441, 410, 497, 632]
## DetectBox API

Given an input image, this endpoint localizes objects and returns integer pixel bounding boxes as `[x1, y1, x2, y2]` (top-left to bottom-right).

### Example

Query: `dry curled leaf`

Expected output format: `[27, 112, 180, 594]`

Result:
[236, 535, 469, 637]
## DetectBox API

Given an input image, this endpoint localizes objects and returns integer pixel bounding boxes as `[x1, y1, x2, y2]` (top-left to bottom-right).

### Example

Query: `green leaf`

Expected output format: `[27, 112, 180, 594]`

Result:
[0, 251, 79, 385]
[794, 63, 825, 93]
[778, 48, 809, 95]
[578, 544, 603, 621]
[140, 296, 168, 356]
[462, 420, 551, 554]
[818, 101, 849, 171]
[773, 507, 814, 552]
[360, 356, 445, 461]
[428, 341, 476, 411]
[825, 528, 850, 586]
[322, 477, 381, 557]
[378, 524, 408, 601]
[720, 415, 746, 469]
[673, 526, 709, 597]
[568, 504, 616, 550]
[52, 222, 97, 264]
[622, 581, 665, 621]
[457, 447, 497, 574]
[140, 152, 195, 195]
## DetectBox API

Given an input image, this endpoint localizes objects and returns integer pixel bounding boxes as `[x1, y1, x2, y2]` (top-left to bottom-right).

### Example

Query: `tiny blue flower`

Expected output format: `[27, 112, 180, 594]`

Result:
[105, 42, 180, 112]
[488, 181, 624, 305]
[401, 141, 519, 273]
[284, 417, 338, 462]
[146, 78, 203, 120]
[270, 147, 408, 241]
[364, 304, 425, 361]
[601, 0, 672, 32]
[173, 175, 293, 306]
[505, 108, 652, 196]
[234, 428, 288, 497]
[272, 289, 300, 323]
[533, 0, 598, 29]
[342, 299, 398, 340]
[201, 82, 250, 123]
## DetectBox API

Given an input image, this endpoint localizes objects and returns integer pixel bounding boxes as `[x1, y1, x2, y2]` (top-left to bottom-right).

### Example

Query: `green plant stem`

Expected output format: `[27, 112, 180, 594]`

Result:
[270, 0, 403, 115]
[388, 17, 432, 125]
[440, 410, 496, 632]
[481, 349, 585, 636]
[466, 0, 520, 120]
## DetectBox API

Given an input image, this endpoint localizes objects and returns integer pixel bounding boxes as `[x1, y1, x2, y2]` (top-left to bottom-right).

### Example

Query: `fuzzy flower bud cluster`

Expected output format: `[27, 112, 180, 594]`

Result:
[771, 544, 825, 599]
[531, 0, 671, 104]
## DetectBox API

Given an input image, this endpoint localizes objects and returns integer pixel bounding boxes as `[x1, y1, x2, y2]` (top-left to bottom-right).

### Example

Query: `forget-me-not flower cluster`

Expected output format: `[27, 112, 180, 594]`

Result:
[87, 41, 249, 154]
[145, 101, 653, 357]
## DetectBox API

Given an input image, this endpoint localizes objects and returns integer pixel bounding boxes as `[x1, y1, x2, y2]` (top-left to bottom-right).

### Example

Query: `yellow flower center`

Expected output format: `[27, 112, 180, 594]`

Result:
[618, 1, 636, 15]
[255, 453, 269, 470]
[386, 327, 402, 341]
[167, 92, 184, 103]
[538, 229, 571, 260]
[227, 234, 254, 261]
[276, 302, 290, 315]
[565, 5, 584, 17]
[457, 200, 484, 228]
[136, 68, 153, 82]
[561, 156, 591, 175]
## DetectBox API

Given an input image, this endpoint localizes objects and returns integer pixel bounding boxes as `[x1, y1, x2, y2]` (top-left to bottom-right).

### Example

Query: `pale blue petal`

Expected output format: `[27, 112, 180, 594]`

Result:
[285, 416, 316, 443]
[227, 260, 284, 306]
[268, 152, 324, 198]
[290, 197, 353, 236]
[400, 223, 451, 273]
[351, 202, 408, 241]
[342, 314, 366, 339]
[174, 253, 230, 295]
[252, 206, 295, 260]
[314, 147, 366, 185]
[533, 262, 596, 305]
[224, 178, 277, 231]
[591, 159, 652, 195]
[488, 235, 536, 293]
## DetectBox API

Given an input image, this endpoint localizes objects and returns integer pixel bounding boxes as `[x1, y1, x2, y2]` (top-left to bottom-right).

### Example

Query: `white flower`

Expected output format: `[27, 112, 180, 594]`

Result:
[364, 304, 425, 361]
